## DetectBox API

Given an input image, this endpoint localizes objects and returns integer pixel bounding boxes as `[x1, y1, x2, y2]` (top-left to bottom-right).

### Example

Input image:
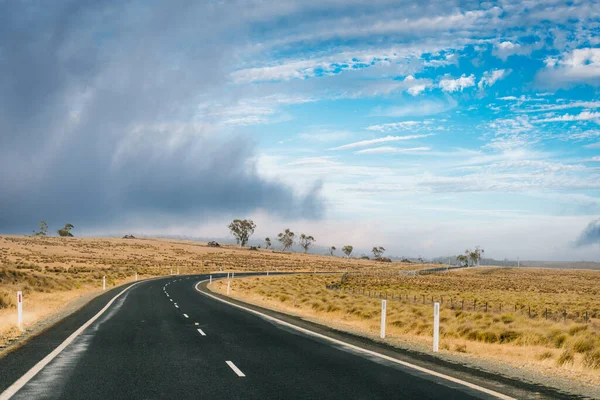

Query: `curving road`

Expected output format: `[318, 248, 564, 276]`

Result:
[0, 275, 570, 399]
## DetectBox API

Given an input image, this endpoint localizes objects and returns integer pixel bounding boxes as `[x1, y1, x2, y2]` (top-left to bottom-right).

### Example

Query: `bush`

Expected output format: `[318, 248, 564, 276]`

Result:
[572, 338, 594, 353]
[536, 351, 553, 360]
[556, 349, 574, 366]
[583, 350, 600, 369]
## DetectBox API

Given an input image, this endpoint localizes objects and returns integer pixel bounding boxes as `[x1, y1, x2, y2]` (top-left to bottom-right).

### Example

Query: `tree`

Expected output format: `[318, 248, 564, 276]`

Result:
[372, 246, 385, 259]
[457, 254, 468, 266]
[264, 237, 271, 249]
[342, 245, 353, 258]
[33, 220, 48, 236]
[469, 246, 484, 266]
[299, 234, 315, 253]
[277, 229, 295, 251]
[57, 223, 74, 237]
[329, 246, 336, 256]
[228, 219, 256, 247]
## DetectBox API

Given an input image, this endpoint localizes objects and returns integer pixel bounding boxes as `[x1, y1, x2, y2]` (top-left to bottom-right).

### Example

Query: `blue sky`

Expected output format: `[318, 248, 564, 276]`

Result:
[1, 0, 599, 260]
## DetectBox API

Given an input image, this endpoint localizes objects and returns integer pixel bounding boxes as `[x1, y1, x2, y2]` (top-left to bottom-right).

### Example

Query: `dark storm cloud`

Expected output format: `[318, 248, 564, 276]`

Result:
[574, 218, 600, 247]
[0, 1, 324, 233]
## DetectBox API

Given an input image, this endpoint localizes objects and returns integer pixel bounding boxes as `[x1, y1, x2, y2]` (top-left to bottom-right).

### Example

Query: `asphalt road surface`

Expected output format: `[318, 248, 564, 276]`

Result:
[0, 275, 572, 399]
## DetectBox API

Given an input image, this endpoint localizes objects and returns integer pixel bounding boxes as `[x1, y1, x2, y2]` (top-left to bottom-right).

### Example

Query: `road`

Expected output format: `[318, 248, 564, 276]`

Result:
[0, 275, 569, 399]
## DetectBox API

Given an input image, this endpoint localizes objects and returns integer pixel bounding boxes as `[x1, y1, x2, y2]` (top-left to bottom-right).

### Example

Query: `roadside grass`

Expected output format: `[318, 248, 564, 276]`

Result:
[209, 272, 600, 385]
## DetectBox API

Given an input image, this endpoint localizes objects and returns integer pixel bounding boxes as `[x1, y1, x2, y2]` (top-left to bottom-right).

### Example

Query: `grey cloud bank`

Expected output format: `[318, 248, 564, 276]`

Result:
[0, 1, 323, 233]
[575, 219, 600, 247]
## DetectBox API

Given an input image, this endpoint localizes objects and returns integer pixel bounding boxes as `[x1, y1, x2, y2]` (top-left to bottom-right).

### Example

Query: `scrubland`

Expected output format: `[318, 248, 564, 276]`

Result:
[209, 268, 600, 386]
[0, 235, 415, 348]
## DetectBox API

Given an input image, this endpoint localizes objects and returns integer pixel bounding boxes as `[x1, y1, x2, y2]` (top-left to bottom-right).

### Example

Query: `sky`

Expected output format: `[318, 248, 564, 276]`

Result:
[1, 0, 599, 261]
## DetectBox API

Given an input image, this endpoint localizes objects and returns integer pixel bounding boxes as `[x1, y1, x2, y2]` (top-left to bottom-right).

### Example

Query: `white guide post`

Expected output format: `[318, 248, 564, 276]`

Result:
[433, 302, 440, 352]
[103, 276, 106, 291]
[232, 272, 235, 279]
[380, 300, 387, 339]
[226, 280, 231, 295]
[267, 270, 269, 276]
[135, 272, 138, 281]
[170, 267, 173, 275]
[209, 275, 212, 284]
[177, 267, 180, 275]
[17, 291, 23, 331]
[227, 272, 230, 279]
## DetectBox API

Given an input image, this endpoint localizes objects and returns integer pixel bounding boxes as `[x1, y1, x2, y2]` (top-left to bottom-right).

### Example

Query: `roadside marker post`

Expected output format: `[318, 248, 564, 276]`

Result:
[227, 272, 230, 279]
[177, 267, 180, 275]
[17, 291, 23, 331]
[209, 275, 212, 284]
[433, 302, 440, 352]
[380, 300, 387, 339]
[227, 280, 231, 295]
[135, 272, 138, 281]
[103, 276, 106, 291]
[267, 270, 269, 276]
[232, 272, 235, 279]
[170, 267, 173, 275]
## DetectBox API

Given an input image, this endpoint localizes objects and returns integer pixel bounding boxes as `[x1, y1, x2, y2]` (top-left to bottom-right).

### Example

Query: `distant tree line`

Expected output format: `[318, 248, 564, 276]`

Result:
[226, 219, 393, 261]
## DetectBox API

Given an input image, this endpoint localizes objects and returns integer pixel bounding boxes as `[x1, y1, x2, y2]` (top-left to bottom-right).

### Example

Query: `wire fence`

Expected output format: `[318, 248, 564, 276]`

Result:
[325, 273, 598, 324]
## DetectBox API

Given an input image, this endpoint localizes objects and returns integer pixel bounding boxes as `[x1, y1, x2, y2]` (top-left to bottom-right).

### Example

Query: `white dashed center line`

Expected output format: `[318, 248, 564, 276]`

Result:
[194, 322, 199, 326]
[197, 328, 206, 336]
[226, 361, 245, 377]
[175, 305, 179, 308]
[183, 314, 189, 318]
[170, 299, 173, 302]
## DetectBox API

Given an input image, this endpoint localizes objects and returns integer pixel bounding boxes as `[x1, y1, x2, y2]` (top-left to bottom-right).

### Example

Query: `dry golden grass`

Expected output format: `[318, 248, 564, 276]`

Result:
[0, 234, 421, 347]
[209, 270, 600, 386]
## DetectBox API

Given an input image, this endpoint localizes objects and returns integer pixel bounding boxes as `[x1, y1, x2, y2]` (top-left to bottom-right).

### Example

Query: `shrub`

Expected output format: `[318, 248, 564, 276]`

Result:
[571, 338, 594, 353]
[536, 351, 553, 360]
[556, 349, 574, 366]
[499, 330, 521, 343]
[454, 344, 467, 353]
[568, 324, 588, 335]
[583, 350, 600, 369]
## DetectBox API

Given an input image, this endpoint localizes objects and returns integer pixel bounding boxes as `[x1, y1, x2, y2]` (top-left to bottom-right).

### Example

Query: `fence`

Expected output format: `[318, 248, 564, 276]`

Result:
[325, 283, 598, 324]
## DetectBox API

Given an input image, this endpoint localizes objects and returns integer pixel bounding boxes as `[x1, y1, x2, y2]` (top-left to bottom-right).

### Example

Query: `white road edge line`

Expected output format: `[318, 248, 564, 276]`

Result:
[197, 328, 206, 336]
[195, 280, 514, 400]
[226, 361, 245, 377]
[0, 281, 143, 400]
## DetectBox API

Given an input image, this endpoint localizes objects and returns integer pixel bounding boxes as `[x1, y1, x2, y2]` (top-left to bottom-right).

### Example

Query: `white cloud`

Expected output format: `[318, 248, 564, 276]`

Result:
[537, 47, 600, 87]
[355, 146, 431, 155]
[585, 142, 600, 149]
[493, 41, 531, 60]
[478, 69, 510, 89]
[439, 74, 475, 92]
[329, 134, 434, 150]
[371, 98, 457, 117]
[403, 75, 432, 95]
[298, 130, 352, 142]
[520, 100, 600, 113]
[535, 111, 600, 123]
[366, 120, 432, 132]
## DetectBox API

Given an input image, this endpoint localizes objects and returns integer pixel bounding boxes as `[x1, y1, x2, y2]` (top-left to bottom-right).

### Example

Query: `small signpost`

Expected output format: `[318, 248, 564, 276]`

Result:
[103, 276, 106, 291]
[17, 291, 23, 331]
[380, 300, 387, 339]
[433, 302, 440, 352]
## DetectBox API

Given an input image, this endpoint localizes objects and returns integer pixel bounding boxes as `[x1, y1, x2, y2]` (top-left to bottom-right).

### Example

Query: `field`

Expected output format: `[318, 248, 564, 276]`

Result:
[209, 268, 600, 387]
[0, 235, 418, 348]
